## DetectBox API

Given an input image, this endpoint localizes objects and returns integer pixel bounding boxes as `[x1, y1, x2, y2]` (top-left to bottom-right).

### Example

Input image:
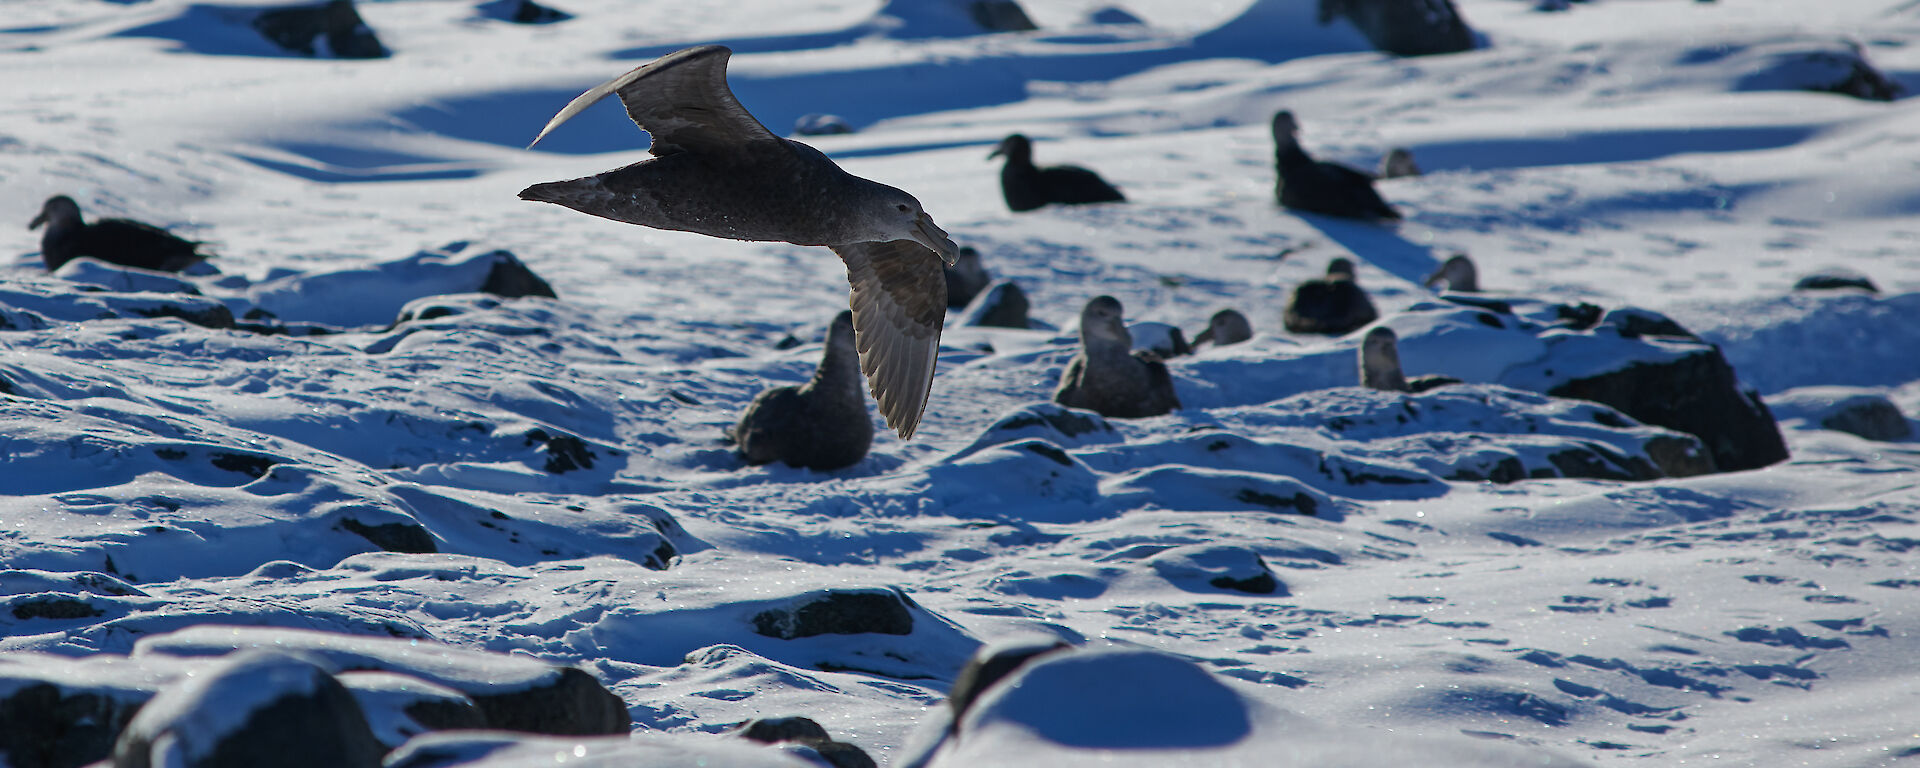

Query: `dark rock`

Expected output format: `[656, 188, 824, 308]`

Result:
[1406, 374, 1462, 392]
[750, 589, 915, 639]
[967, 0, 1038, 31]
[112, 651, 384, 768]
[1545, 443, 1659, 481]
[480, 0, 572, 24]
[466, 666, 629, 736]
[1318, 0, 1476, 56]
[338, 517, 437, 554]
[208, 452, 275, 479]
[1821, 397, 1910, 441]
[336, 671, 487, 752]
[0, 679, 146, 768]
[1549, 348, 1788, 472]
[1603, 307, 1697, 340]
[736, 717, 877, 768]
[253, 0, 389, 59]
[1147, 546, 1287, 596]
[1793, 269, 1878, 293]
[477, 251, 557, 299]
[1644, 434, 1718, 477]
[523, 428, 596, 473]
[738, 717, 832, 745]
[132, 626, 631, 738]
[11, 596, 104, 621]
[794, 114, 855, 136]
[1806, 43, 1903, 100]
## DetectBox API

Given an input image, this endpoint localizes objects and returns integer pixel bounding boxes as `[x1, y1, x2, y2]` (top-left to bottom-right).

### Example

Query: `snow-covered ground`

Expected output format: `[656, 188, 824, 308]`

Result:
[2, 0, 1918, 765]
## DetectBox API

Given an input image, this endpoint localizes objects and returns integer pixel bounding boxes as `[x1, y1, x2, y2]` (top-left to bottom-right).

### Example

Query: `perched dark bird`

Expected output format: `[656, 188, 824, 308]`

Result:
[1284, 257, 1379, 335]
[1359, 326, 1459, 393]
[1271, 111, 1401, 220]
[1054, 296, 1181, 419]
[732, 311, 875, 470]
[29, 195, 208, 272]
[944, 246, 992, 308]
[958, 280, 1031, 329]
[1424, 253, 1479, 292]
[988, 134, 1125, 212]
[1379, 147, 1422, 179]
[1193, 309, 1252, 347]
[519, 45, 958, 438]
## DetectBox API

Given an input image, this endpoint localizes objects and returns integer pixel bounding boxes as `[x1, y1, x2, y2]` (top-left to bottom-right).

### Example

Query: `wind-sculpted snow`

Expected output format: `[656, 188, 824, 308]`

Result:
[3, 0, 1920, 764]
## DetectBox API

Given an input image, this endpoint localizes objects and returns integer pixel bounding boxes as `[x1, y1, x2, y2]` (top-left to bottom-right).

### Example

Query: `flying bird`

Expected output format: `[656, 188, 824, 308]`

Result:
[519, 45, 958, 438]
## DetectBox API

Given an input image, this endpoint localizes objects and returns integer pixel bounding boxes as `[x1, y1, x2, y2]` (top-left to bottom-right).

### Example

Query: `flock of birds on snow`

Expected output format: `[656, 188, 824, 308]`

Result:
[27, 45, 1527, 472]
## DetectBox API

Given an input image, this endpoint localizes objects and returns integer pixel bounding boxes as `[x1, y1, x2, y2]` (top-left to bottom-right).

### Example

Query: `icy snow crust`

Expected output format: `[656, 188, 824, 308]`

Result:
[2, 0, 1919, 765]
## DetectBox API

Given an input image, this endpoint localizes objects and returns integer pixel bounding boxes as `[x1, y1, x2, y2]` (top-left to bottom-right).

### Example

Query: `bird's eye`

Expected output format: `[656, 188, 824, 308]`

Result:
[896, 204, 910, 213]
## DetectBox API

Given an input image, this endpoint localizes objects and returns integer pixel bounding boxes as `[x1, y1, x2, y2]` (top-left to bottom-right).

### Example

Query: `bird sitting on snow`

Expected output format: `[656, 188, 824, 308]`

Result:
[1360, 326, 1460, 393]
[29, 195, 209, 272]
[1193, 309, 1253, 348]
[1271, 111, 1401, 221]
[732, 311, 874, 470]
[1284, 257, 1378, 336]
[1055, 296, 1181, 418]
[1424, 253, 1479, 292]
[989, 134, 1126, 212]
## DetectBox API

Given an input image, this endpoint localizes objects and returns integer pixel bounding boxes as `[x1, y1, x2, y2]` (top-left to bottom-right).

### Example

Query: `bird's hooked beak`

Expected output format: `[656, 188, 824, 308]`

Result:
[986, 139, 1006, 161]
[28, 211, 46, 230]
[911, 214, 960, 265]
[1193, 327, 1215, 345]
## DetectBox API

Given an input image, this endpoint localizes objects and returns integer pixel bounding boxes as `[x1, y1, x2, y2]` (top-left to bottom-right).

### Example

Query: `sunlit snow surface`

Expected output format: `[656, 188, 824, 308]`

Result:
[2, 0, 1919, 765]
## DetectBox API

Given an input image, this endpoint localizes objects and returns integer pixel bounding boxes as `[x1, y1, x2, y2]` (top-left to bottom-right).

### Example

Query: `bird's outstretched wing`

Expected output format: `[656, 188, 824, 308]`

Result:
[832, 239, 948, 439]
[528, 45, 778, 154]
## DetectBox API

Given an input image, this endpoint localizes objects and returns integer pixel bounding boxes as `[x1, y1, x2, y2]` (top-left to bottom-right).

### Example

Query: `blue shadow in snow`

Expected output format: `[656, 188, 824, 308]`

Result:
[234, 142, 484, 183]
[1300, 215, 1442, 289]
[1409, 124, 1820, 174]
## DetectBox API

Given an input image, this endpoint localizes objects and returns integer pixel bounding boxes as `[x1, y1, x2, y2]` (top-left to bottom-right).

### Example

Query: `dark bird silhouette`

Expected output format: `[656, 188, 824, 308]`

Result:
[1284, 257, 1379, 336]
[29, 195, 207, 272]
[1271, 111, 1401, 220]
[944, 246, 992, 308]
[733, 311, 874, 470]
[1054, 296, 1181, 418]
[988, 134, 1125, 212]
[1424, 253, 1479, 292]
[1379, 147, 1422, 179]
[1193, 309, 1252, 347]
[518, 45, 958, 438]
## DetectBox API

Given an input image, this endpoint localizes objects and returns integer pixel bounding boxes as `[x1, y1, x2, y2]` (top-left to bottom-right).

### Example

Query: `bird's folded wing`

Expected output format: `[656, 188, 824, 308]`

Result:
[528, 45, 778, 154]
[833, 240, 948, 439]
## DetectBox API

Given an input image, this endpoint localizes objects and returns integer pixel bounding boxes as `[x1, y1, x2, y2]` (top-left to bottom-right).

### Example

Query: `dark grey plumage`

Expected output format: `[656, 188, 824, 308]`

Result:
[1284, 257, 1379, 336]
[1054, 296, 1181, 419]
[989, 134, 1125, 212]
[29, 195, 207, 272]
[1271, 111, 1401, 220]
[1424, 253, 1479, 292]
[1360, 326, 1459, 393]
[1380, 147, 1422, 179]
[1193, 309, 1252, 347]
[944, 246, 992, 308]
[959, 280, 1030, 329]
[518, 45, 957, 438]
[733, 311, 874, 470]
[1359, 326, 1410, 391]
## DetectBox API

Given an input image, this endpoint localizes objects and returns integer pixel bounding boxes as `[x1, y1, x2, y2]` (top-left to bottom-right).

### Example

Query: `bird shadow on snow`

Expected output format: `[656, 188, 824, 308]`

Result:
[1410, 124, 1822, 174]
[1301, 216, 1441, 287]
[447, 0, 1375, 155]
